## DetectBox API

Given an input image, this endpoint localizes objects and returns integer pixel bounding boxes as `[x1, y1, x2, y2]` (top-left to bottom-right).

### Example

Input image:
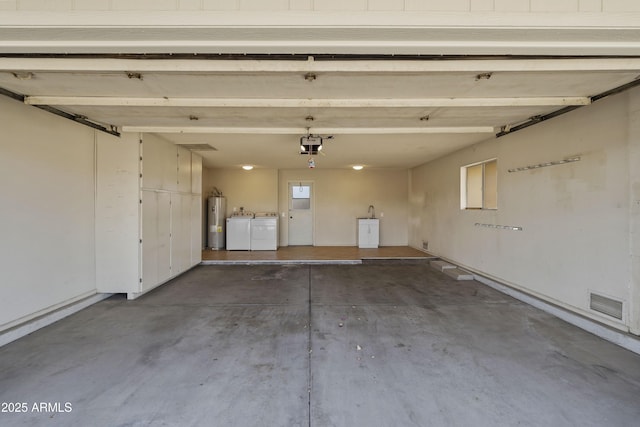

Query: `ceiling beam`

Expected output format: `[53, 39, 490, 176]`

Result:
[25, 96, 591, 108]
[3, 41, 640, 56]
[2, 10, 640, 28]
[3, 58, 640, 73]
[2, 10, 640, 56]
[121, 126, 495, 134]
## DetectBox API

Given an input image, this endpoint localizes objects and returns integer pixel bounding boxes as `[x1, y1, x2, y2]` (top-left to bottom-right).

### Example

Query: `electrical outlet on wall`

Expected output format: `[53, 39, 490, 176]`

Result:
[422, 241, 429, 250]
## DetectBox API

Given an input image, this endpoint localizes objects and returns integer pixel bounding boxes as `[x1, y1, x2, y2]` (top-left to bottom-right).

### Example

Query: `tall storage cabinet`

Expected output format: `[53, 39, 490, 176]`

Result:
[96, 133, 203, 299]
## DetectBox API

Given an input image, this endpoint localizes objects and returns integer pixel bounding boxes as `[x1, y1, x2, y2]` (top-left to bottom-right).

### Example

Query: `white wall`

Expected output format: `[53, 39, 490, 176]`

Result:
[409, 88, 639, 332]
[629, 88, 640, 335]
[1, 0, 637, 12]
[279, 168, 409, 246]
[0, 95, 97, 331]
[205, 168, 279, 217]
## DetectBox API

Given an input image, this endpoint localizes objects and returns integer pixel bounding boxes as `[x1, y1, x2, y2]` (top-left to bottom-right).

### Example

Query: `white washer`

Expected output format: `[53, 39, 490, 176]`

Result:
[226, 216, 252, 250]
[251, 213, 278, 251]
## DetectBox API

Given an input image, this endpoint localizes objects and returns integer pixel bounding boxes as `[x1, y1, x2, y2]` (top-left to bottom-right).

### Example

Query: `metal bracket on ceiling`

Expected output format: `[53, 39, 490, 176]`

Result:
[0, 86, 120, 137]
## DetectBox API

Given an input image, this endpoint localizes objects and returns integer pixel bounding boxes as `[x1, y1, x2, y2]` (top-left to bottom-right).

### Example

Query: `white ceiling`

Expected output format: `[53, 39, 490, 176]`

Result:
[1, 57, 639, 169]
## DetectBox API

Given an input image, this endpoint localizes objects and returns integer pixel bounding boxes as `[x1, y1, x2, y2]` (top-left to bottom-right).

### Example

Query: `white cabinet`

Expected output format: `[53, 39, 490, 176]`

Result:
[95, 133, 140, 294]
[97, 133, 203, 299]
[358, 219, 379, 248]
[190, 195, 203, 266]
[142, 134, 178, 191]
[171, 193, 194, 276]
[177, 146, 192, 193]
[141, 190, 171, 292]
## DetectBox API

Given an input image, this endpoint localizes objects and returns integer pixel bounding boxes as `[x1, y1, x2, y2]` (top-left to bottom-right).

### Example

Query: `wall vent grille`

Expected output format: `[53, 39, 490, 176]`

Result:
[589, 293, 623, 320]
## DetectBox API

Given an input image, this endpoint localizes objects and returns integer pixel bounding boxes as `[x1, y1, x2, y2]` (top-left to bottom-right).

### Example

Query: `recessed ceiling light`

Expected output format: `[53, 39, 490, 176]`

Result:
[352, 165, 364, 171]
[242, 165, 254, 171]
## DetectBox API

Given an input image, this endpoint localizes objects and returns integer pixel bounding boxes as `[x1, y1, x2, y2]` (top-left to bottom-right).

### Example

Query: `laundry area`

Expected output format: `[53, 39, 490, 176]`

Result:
[208, 194, 280, 252]
[2, 263, 640, 427]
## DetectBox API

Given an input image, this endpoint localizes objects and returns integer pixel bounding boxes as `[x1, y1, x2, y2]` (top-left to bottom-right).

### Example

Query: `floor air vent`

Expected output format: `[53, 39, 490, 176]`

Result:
[589, 293, 623, 320]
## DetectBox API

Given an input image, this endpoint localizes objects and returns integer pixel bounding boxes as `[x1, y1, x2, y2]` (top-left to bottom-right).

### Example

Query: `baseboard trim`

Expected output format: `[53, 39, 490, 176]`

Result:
[199, 259, 362, 265]
[0, 292, 113, 348]
[473, 274, 640, 355]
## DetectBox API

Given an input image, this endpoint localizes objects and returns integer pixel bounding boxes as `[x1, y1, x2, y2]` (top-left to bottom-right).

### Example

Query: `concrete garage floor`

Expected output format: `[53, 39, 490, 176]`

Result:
[1, 264, 640, 427]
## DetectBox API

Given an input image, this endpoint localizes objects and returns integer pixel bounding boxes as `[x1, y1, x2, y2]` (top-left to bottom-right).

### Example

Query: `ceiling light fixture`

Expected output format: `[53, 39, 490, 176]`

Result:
[352, 165, 364, 171]
[242, 165, 254, 171]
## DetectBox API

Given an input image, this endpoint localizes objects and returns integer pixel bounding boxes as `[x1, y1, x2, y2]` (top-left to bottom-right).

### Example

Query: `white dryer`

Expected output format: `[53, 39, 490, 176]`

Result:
[226, 215, 252, 250]
[251, 213, 279, 251]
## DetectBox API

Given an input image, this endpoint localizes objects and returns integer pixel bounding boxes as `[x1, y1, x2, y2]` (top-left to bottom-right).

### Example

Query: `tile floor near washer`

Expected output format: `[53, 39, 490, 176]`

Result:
[1, 263, 640, 427]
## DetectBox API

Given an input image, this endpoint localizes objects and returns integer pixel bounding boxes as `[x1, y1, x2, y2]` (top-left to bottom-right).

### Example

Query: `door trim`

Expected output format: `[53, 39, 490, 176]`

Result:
[287, 180, 314, 246]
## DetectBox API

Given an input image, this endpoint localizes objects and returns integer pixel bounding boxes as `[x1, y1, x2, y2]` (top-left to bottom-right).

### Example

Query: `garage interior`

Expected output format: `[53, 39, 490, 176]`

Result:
[1, 2, 640, 426]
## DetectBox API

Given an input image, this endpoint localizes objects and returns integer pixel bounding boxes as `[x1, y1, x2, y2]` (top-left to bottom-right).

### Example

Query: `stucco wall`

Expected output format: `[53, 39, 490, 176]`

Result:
[0, 95, 97, 331]
[409, 87, 638, 331]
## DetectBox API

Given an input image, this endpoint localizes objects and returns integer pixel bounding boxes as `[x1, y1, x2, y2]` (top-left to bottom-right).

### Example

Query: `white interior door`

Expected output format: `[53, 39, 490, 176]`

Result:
[288, 182, 313, 246]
